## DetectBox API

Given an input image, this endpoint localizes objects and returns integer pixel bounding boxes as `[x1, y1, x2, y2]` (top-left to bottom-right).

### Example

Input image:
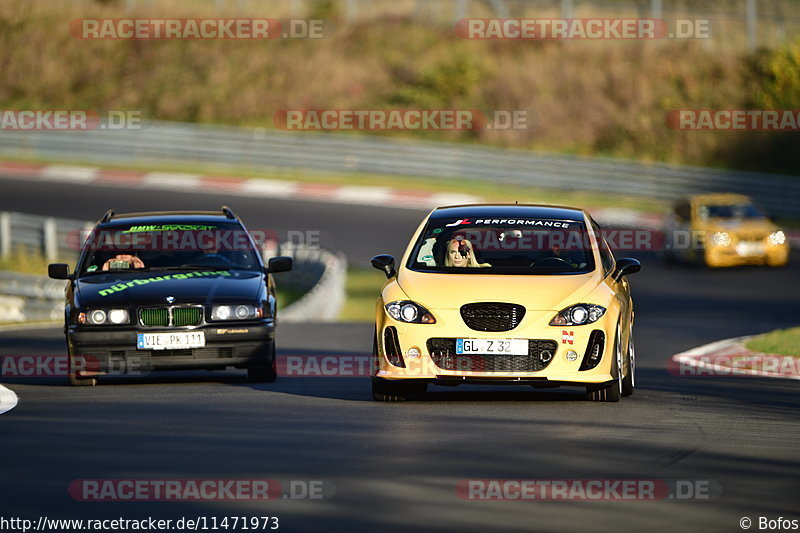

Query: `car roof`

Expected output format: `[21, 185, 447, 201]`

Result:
[94, 206, 241, 227]
[429, 204, 587, 222]
[98, 213, 239, 227]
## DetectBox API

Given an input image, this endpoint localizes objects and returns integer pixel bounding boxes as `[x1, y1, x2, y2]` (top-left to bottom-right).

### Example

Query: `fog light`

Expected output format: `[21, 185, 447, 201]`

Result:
[539, 350, 553, 364]
[566, 350, 578, 362]
[406, 347, 421, 359]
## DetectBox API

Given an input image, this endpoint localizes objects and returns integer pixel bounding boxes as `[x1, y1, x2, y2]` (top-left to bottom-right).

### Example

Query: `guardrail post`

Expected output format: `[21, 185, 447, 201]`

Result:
[454, 0, 466, 20]
[0, 212, 10, 258]
[561, 0, 574, 19]
[746, 0, 758, 51]
[43, 217, 57, 262]
[650, 0, 662, 19]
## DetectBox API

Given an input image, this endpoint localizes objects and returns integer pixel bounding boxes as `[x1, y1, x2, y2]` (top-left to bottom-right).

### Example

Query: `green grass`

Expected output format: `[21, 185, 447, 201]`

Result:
[276, 286, 306, 309]
[746, 327, 800, 357]
[339, 267, 386, 322]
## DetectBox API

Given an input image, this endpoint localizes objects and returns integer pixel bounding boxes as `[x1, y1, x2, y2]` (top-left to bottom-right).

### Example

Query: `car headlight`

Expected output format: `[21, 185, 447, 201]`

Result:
[79, 309, 129, 325]
[712, 231, 731, 247]
[767, 230, 786, 246]
[385, 301, 436, 324]
[211, 304, 261, 321]
[549, 304, 606, 326]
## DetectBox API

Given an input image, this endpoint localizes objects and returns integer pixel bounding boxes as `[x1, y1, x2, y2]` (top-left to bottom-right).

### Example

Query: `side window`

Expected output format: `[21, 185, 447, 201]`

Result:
[591, 219, 615, 277]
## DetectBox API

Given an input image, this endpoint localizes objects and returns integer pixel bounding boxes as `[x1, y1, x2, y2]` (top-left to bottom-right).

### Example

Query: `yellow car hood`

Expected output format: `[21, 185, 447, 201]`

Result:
[396, 268, 603, 311]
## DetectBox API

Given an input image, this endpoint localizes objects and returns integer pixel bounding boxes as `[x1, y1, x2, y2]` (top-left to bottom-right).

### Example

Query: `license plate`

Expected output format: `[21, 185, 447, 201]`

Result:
[137, 331, 205, 350]
[736, 241, 764, 257]
[456, 338, 528, 356]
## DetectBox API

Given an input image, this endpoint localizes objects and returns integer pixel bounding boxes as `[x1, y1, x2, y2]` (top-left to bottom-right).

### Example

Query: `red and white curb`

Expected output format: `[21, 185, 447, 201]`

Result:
[0, 384, 18, 415]
[670, 335, 800, 380]
[2, 160, 798, 245]
[0, 161, 480, 211]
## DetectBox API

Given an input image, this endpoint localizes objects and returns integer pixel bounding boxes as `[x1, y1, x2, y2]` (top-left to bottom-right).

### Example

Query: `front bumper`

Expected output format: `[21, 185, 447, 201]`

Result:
[374, 309, 617, 385]
[67, 320, 275, 376]
[705, 242, 789, 267]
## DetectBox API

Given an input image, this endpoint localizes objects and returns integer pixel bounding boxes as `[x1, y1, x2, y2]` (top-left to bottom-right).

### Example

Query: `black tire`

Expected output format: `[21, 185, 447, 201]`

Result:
[247, 341, 277, 383]
[68, 353, 96, 387]
[621, 323, 635, 397]
[372, 380, 426, 402]
[586, 326, 622, 402]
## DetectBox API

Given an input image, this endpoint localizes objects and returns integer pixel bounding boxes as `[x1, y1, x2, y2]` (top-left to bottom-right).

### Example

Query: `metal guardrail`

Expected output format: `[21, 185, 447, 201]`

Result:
[0, 271, 65, 322]
[1, 121, 798, 218]
[273, 243, 347, 323]
[0, 212, 92, 261]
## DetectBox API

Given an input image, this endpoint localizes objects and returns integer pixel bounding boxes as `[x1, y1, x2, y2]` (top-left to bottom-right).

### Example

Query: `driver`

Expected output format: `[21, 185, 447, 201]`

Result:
[445, 237, 491, 268]
[102, 253, 145, 271]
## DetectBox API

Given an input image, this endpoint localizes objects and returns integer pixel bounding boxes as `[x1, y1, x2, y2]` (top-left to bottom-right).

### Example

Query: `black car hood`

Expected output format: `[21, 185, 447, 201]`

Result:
[75, 269, 263, 308]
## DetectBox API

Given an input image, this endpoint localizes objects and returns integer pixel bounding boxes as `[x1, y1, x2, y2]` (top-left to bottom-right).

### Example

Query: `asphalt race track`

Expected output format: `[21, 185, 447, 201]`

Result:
[1, 174, 799, 533]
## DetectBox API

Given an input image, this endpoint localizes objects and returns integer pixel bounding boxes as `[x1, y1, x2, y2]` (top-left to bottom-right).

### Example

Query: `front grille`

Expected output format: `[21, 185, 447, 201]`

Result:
[173, 307, 202, 327]
[427, 338, 557, 372]
[139, 306, 203, 327]
[140, 308, 169, 327]
[460, 303, 526, 332]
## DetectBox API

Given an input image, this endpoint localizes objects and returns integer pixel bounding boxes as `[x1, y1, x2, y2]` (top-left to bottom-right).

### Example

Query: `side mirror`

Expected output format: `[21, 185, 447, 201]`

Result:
[48, 263, 72, 280]
[267, 256, 293, 273]
[371, 254, 396, 279]
[612, 258, 641, 282]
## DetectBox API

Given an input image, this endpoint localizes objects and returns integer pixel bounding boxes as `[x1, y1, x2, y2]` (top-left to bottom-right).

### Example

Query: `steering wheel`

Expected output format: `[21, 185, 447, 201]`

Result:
[530, 256, 573, 268]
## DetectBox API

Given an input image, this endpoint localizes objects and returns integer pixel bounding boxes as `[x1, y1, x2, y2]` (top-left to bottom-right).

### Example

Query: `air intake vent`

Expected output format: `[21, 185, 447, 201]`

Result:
[460, 303, 525, 332]
[383, 326, 405, 368]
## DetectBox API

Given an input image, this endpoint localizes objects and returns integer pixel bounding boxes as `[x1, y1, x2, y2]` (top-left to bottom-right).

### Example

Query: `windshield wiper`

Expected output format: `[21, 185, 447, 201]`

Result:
[158, 265, 233, 271]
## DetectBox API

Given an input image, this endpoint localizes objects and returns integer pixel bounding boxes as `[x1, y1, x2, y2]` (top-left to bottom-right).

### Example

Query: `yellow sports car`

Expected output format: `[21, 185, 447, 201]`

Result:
[663, 193, 789, 267]
[370, 204, 641, 402]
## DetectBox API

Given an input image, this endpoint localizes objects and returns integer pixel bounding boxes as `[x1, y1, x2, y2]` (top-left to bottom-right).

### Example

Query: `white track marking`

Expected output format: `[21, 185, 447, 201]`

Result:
[41, 165, 99, 183]
[0, 385, 19, 415]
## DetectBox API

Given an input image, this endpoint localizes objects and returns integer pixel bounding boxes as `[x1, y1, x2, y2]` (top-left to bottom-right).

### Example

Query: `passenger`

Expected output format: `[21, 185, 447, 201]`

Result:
[445, 237, 491, 268]
[102, 254, 145, 271]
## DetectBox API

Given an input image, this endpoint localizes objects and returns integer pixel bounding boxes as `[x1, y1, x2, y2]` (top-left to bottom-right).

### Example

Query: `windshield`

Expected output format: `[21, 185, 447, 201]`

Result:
[77, 221, 263, 275]
[406, 218, 596, 275]
[698, 203, 765, 220]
